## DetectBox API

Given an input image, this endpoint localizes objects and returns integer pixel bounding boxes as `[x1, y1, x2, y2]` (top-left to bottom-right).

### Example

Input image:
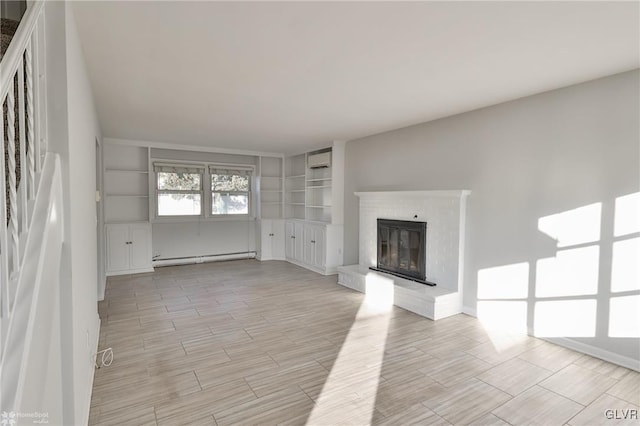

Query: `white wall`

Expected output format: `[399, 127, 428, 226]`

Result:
[153, 221, 256, 260]
[344, 70, 639, 366]
[150, 148, 258, 260]
[65, 4, 101, 423]
[44, 2, 101, 423]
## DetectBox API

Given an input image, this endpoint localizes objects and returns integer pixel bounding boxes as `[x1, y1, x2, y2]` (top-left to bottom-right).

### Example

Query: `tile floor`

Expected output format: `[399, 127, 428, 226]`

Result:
[89, 260, 639, 425]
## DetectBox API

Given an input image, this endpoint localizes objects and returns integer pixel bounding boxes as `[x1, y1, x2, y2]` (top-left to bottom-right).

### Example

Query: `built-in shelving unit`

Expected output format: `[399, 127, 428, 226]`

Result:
[103, 144, 151, 223]
[285, 154, 306, 220]
[283, 146, 344, 224]
[259, 156, 284, 219]
[305, 153, 332, 222]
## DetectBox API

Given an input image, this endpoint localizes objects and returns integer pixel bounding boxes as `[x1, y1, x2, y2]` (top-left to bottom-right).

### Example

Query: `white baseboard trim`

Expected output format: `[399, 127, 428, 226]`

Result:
[153, 252, 256, 267]
[257, 255, 286, 262]
[543, 337, 640, 372]
[460, 305, 638, 371]
[106, 267, 154, 277]
[461, 305, 477, 317]
[285, 258, 337, 276]
[83, 317, 101, 426]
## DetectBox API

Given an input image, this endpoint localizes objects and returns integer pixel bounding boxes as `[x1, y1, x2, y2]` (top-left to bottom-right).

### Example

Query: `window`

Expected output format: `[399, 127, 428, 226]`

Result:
[210, 166, 251, 215]
[154, 163, 204, 216]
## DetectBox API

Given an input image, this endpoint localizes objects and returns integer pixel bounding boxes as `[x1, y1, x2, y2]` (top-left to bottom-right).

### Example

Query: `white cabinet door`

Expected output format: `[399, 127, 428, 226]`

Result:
[271, 220, 285, 259]
[313, 225, 326, 269]
[294, 221, 305, 262]
[303, 224, 315, 265]
[130, 224, 152, 270]
[260, 219, 273, 260]
[106, 222, 152, 275]
[285, 221, 295, 259]
[106, 224, 129, 272]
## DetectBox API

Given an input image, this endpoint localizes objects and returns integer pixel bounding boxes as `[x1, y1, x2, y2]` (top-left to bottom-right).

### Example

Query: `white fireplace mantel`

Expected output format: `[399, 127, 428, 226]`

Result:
[338, 189, 470, 320]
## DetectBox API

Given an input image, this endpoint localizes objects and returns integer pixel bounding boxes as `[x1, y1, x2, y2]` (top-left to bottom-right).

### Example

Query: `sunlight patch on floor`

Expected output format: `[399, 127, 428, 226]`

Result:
[306, 274, 394, 425]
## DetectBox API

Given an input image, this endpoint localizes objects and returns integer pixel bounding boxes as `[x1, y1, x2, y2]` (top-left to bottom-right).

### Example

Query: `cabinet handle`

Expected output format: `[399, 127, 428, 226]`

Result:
[311, 240, 315, 243]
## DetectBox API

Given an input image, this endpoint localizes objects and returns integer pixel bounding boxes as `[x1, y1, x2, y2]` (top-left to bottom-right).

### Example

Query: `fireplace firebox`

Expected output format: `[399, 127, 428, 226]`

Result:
[370, 218, 435, 286]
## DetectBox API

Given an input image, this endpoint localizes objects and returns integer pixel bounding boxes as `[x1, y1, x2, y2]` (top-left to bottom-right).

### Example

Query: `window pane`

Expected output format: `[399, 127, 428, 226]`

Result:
[158, 172, 201, 190]
[212, 193, 248, 215]
[158, 193, 201, 216]
[211, 174, 249, 191]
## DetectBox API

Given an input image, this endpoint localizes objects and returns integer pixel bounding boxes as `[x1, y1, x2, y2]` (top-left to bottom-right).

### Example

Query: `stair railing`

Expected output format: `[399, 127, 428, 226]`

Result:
[0, 152, 64, 418]
[0, 0, 47, 360]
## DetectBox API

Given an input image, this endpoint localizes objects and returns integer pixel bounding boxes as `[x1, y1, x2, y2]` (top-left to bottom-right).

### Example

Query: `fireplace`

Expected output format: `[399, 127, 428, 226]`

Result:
[370, 218, 435, 286]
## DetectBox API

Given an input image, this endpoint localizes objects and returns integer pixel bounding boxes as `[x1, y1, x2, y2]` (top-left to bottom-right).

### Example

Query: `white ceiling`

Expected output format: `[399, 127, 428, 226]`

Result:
[73, 1, 639, 154]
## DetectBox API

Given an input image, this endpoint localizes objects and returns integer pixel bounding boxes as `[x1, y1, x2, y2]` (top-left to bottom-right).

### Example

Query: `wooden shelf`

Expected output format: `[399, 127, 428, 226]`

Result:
[307, 185, 331, 189]
[286, 174, 306, 179]
[306, 178, 332, 182]
[306, 205, 331, 209]
[286, 202, 305, 206]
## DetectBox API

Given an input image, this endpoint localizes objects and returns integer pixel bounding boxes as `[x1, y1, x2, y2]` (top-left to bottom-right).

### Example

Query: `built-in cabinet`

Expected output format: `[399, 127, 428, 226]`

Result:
[279, 143, 345, 274]
[284, 219, 342, 275]
[102, 142, 154, 275]
[105, 223, 153, 275]
[284, 220, 305, 262]
[258, 219, 285, 261]
[303, 223, 326, 270]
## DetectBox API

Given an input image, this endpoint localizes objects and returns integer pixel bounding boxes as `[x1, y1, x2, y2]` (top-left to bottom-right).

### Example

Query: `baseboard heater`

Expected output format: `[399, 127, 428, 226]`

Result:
[153, 251, 256, 267]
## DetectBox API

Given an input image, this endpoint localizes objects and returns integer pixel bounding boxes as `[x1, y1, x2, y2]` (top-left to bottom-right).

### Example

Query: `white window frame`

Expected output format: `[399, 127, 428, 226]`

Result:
[154, 163, 205, 218]
[151, 161, 256, 222]
[209, 165, 253, 218]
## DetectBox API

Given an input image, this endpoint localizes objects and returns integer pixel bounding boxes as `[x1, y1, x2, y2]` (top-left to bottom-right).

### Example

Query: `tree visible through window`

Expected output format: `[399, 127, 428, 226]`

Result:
[156, 171, 202, 216]
[211, 170, 250, 215]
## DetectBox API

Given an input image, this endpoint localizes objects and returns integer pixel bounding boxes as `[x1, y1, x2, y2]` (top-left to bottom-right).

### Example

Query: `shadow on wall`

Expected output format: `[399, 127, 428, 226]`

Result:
[475, 192, 639, 360]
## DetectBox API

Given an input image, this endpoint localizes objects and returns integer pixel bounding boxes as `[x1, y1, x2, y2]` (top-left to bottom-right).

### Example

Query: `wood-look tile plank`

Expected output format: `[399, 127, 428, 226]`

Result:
[423, 378, 512, 425]
[518, 341, 584, 372]
[154, 379, 256, 426]
[373, 402, 450, 426]
[492, 385, 584, 425]
[213, 386, 314, 426]
[540, 363, 619, 405]
[568, 393, 640, 426]
[606, 370, 640, 405]
[477, 357, 553, 396]
[421, 353, 493, 387]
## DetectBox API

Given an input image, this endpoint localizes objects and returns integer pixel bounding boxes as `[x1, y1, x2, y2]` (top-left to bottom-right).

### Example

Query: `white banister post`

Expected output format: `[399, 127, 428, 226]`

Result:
[26, 39, 36, 201]
[18, 60, 28, 232]
[35, 10, 47, 168]
[6, 80, 19, 281]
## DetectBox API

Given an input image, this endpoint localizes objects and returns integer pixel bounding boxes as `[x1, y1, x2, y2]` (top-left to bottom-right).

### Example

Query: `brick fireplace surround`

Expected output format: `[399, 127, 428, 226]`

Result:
[338, 190, 470, 320]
